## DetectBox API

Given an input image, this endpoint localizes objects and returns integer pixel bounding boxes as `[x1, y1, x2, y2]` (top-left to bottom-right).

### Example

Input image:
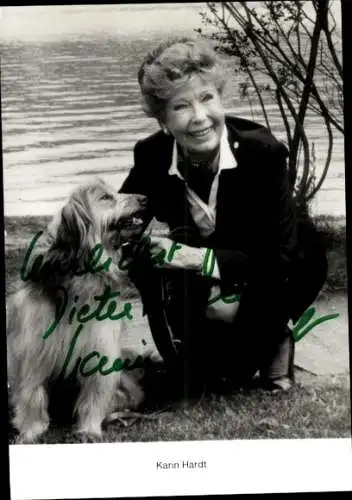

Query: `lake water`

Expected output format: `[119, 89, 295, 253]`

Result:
[1, 4, 345, 217]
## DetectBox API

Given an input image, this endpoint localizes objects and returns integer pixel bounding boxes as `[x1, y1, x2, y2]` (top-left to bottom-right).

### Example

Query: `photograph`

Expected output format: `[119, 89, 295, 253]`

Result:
[1, 1, 351, 498]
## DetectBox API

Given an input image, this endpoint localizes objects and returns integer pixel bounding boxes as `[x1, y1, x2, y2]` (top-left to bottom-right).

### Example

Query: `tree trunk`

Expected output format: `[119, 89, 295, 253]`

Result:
[288, 0, 328, 189]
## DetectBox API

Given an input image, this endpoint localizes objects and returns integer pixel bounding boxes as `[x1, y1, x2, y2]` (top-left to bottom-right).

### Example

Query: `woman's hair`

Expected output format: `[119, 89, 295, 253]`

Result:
[138, 37, 227, 119]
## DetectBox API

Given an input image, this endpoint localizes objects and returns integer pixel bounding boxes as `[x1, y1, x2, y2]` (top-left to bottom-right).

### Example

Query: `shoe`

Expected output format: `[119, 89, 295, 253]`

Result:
[261, 376, 293, 393]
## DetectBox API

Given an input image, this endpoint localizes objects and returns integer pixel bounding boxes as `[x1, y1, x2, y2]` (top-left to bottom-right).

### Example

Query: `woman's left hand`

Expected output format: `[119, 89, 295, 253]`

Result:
[146, 236, 206, 271]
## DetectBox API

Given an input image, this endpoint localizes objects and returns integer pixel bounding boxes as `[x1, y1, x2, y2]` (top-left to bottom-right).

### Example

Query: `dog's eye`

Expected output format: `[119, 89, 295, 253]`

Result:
[99, 193, 114, 201]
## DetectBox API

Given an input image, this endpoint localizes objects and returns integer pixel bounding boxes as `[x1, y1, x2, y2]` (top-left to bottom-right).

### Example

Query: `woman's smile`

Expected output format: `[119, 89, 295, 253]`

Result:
[189, 127, 214, 138]
[162, 75, 225, 159]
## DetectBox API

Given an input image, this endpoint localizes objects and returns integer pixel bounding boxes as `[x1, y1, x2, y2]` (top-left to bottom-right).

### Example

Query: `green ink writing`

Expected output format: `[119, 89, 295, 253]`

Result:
[292, 306, 339, 342]
[167, 241, 183, 262]
[86, 243, 112, 274]
[21, 232, 118, 281]
[42, 285, 133, 340]
[207, 292, 241, 306]
[43, 285, 69, 340]
[21, 231, 216, 279]
[59, 323, 144, 379]
[22, 232, 340, 374]
[20, 230, 45, 281]
[207, 295, 340, 343]
[201, 248, 216, 277]
[59, 324, 84, 378]
[79, 351, 101, 377]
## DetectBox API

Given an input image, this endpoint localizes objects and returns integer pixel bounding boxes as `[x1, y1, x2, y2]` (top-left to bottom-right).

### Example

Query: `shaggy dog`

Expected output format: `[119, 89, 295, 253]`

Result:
[7, 178, 149, 443]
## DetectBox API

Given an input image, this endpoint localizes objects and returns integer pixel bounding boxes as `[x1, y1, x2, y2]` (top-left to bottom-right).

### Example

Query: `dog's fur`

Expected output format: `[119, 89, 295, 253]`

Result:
[7, 178, 148, 443]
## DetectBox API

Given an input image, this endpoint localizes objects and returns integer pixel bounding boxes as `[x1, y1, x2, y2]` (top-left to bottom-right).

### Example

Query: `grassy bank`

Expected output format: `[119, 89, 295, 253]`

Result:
[8, 377, 351, 443]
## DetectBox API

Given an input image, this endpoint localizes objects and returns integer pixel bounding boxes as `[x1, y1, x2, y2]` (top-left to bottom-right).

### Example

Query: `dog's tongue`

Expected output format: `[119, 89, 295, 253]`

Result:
[109, 215, 143, 232]
[132, 217, 143, 226]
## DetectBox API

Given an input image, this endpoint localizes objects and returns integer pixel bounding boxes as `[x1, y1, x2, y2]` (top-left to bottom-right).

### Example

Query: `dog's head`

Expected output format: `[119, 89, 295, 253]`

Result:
[59, 177, 147, 247]
[34, 177, 149, 285]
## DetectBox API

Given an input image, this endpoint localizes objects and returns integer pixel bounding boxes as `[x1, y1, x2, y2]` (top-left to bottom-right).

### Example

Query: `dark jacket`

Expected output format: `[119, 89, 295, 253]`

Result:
[120, 115, 327, 324]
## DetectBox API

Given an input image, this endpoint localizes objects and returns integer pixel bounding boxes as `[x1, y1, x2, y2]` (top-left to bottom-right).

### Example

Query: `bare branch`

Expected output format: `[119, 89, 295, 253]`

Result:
[246, 67, 272, 131]
[206, 2, 272, 130]
[200, 0, 343, 204]
[306, 114, 334, 200]
[322, 19, 343, 79]
[327, 0, 337, 33]
[294, 126, 311, 204]
[276, 87, 292, 149]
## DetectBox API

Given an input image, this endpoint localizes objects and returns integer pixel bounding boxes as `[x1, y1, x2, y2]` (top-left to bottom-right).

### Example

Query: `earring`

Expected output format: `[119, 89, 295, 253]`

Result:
[162, 127, 170, 135]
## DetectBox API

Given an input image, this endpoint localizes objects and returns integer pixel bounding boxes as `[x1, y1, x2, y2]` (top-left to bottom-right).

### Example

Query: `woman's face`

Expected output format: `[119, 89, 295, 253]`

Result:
[161, 75, 225, 159]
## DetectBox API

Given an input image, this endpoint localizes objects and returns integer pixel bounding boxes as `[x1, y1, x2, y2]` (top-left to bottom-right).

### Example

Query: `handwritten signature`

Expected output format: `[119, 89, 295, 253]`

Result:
[20, 231, 340, 378]
[42, 285, 133, 341]
[60, 324, 144, 380]
[54, 293, 340, 379]
[20, 231, 191, 281]
[207, 292, 339, 342]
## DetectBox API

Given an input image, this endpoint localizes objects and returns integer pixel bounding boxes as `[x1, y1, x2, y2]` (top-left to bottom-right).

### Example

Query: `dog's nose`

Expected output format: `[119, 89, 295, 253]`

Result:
[137, 194, 148, 206]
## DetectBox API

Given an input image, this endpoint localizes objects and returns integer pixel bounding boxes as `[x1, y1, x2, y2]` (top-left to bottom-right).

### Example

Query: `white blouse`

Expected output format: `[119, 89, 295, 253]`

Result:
[168, 125, 238, 238]
[168, 125, 240, 323]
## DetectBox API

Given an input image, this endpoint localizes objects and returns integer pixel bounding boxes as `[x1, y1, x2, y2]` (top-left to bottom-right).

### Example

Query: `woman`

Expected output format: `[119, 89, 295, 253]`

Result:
[119, 37, 327, 396]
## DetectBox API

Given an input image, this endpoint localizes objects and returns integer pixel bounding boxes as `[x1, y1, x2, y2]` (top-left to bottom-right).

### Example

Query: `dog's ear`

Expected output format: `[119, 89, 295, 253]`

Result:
[40, 197, 93, 282]
[59, 197, 92, 251]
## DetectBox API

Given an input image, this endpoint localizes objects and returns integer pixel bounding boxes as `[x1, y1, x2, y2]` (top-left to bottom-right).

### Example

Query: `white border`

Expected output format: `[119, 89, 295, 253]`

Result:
[4, 3, 350, 500]
[9, 439, 352, 499]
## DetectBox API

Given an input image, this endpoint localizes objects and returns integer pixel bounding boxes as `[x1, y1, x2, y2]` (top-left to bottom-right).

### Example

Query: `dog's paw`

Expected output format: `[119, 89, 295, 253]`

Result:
[74, 430, 103, 444]
[15, 420, 49, 444]
[118, 373, 145, 409]
[15, 433, 42, 445]
[74, 422, 103, 443]
[15, 434, 36, 445]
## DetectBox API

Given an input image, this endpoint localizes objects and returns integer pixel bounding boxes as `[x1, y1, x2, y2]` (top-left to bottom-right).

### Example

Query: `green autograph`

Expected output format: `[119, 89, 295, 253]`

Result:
[208, 292, 339, 342]
[20, 231, 190, 281]
[40, 284, 136, 379]
[21, 231, 216, 284]
[291, 307, 339, 342]
[42, 285, 133, 341]
[20, 231, 340, 379]
[60, 324, 144, 380]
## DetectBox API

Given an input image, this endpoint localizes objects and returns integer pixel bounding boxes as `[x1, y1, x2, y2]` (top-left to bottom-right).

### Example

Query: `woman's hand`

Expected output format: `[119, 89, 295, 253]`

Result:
[146, 236, 206, 272]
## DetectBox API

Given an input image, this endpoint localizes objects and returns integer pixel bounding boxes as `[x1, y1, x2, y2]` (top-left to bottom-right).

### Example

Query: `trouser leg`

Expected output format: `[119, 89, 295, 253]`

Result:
[136, 249, 326, 391]
[166, 271, 211, 397]
[146, 270, 293, 390]
[224, 258, 327, 386]
[220, 281, 293, 385]
[259, 328, 295, 381]
[259, 247, 327, 383]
